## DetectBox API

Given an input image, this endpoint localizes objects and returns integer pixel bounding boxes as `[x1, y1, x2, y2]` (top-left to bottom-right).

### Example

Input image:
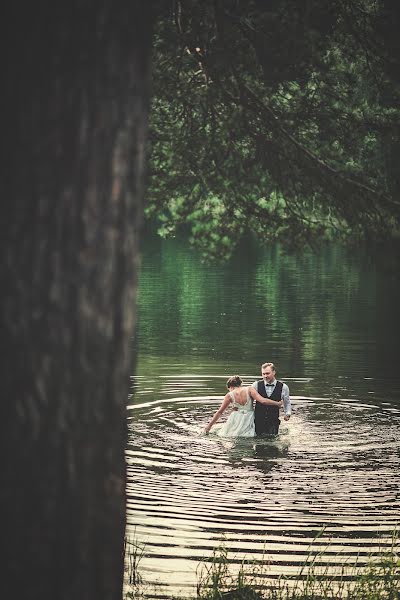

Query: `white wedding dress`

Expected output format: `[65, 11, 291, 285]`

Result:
[218, 390, 255, 438]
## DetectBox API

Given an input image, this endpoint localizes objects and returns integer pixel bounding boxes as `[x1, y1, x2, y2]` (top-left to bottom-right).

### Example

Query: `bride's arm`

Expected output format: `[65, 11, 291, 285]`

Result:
[204, 394, 231, 433]
[249, 386, 283, 407]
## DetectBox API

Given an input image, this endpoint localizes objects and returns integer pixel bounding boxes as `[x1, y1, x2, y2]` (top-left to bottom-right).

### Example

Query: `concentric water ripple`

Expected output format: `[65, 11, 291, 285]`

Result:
[126, 375, 400, 597]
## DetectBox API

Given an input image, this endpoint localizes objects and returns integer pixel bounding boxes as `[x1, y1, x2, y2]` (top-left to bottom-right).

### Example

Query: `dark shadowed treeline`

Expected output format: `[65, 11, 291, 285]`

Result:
[147, 0, 400, 258]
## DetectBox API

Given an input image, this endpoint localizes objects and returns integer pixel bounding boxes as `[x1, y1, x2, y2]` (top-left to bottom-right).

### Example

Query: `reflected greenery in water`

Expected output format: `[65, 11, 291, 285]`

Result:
[137, 233, 399, 381]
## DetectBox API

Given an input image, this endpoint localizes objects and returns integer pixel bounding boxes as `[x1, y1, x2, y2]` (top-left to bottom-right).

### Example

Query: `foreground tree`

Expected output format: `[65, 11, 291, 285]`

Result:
[1, 3, 153, 599]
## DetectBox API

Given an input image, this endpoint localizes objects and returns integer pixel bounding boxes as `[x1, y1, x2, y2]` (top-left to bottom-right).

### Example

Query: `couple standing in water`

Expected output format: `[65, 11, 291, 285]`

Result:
[204, 362, 291, 437]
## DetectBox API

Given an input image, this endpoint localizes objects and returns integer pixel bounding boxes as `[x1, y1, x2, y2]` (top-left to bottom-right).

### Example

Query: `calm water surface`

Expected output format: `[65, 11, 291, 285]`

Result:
[127, 235, 400, 597]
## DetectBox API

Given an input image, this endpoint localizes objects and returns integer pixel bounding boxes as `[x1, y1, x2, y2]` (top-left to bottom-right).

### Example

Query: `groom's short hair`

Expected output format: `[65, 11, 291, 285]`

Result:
[261, 362, 276, 371]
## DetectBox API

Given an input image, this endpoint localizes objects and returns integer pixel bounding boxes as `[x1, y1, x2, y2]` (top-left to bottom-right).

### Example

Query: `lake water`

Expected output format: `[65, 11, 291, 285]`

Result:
[126, 234, 400, 598]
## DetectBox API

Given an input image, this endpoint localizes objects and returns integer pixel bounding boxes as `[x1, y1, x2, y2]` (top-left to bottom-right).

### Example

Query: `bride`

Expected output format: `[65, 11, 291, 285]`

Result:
[204, 375, 282, 437]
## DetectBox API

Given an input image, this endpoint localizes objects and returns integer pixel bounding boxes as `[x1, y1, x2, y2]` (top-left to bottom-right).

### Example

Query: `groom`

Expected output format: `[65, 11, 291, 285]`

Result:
[253, 362, 291, 435]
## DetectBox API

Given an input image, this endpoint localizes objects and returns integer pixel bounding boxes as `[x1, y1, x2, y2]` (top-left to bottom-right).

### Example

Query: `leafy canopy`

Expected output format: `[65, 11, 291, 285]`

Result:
[147, 0, 400, 258]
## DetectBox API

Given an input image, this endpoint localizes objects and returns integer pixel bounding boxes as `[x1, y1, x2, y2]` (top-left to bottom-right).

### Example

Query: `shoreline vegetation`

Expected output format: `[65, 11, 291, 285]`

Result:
[124, 530, 399, 600]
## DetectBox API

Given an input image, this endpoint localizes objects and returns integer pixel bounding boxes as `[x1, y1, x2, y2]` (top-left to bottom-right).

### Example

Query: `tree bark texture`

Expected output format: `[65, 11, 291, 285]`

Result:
[0, 2, 154, 599]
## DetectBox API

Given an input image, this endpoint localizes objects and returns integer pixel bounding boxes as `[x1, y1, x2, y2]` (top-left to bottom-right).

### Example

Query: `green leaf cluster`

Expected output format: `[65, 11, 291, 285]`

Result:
[146, 0, 400, 258]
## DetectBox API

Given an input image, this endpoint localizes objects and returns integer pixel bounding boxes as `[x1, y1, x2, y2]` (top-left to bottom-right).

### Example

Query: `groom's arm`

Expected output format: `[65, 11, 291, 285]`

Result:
[252, 381, 258, 409]
[282, 383, 291, 420]
[250, 386, 283, 407]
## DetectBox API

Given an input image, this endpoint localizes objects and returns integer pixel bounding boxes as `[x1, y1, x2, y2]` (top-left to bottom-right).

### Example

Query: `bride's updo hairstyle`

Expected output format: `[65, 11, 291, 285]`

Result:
[226, 375, 242, 389]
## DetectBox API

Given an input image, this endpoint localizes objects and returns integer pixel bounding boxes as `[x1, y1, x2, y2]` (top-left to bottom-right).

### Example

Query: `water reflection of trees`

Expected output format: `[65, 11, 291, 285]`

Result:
[137, 236, 388, 379]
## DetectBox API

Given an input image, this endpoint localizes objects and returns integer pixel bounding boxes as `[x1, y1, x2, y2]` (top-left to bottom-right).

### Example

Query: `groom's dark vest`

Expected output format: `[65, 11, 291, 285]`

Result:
[254, 380, 283, 435]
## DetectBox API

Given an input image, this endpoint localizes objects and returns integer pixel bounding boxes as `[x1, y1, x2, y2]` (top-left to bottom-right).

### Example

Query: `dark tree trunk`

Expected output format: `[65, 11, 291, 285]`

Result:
[1, 2, 154, 599]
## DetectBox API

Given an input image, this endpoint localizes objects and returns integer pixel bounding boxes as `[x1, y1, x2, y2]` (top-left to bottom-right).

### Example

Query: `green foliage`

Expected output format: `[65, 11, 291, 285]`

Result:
[125, 536, 145, 599]
[195, 537, 398, 600]
[147, 0, 400, 258]
[125, 530, 400, 599]
[196, 544, 266, 599]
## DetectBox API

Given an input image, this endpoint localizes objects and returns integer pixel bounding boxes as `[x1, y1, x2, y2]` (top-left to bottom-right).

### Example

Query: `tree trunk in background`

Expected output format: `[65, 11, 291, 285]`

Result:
[0, 2, 153, 599]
